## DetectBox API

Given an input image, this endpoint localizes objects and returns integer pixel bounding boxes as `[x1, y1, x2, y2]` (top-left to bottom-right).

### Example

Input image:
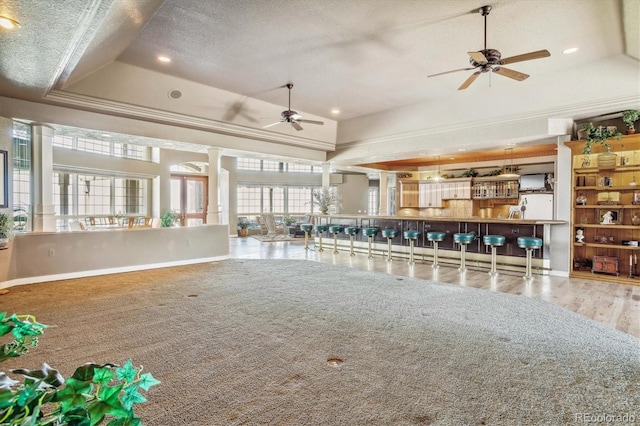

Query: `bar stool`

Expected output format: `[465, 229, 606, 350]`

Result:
[382, 228, 398, 262]
[329, 225, 344, 254]
[453, 232, 476, 272]
[517, 236, 543, 279]
[427, 231, 446, 268]
[314, 224, 328, 252]
[483, 235, 506, 276]
[300, 224, 313, 251]
[403, 230, 421, 265]
[343, 226, 360, 256]
[363, 227, 378, 259]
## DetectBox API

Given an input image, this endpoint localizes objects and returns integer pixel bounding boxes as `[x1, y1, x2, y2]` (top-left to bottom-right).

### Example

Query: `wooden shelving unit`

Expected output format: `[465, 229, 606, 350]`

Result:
[567, 134, 640, 285]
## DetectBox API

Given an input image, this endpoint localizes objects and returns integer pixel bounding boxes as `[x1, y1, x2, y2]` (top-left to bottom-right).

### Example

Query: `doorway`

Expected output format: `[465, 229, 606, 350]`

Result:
[170, 175, 208, 226]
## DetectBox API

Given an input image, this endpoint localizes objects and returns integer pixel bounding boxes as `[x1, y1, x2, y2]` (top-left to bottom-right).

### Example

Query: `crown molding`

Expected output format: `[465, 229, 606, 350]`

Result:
[44, 90, 336, 152]
[336, 95, 640, 149]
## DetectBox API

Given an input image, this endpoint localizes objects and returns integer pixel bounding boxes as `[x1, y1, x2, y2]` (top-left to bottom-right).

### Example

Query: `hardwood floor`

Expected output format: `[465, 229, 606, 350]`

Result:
[230, 237, 640, 339]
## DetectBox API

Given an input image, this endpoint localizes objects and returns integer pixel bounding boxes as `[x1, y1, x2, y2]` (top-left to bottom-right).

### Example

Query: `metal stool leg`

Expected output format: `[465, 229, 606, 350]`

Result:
[318, 232, 324, 252]
[408, 239, 415, 265]
[387, 238, 393, 262]
[333, 232, 339, 254]
[489, 245, 498, 275]
[524, 248, 533, 279]
[304, 231, 310, 251]
[459, 244, 467, 272]
[349, 235, 356, 256]
[367, 236, 374, 259]
[432, 241, 439, 268]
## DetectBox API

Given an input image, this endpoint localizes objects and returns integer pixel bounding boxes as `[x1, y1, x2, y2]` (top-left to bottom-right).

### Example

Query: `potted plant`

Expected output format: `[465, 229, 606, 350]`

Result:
[0, 212, 12, 248]
[622, 109, 639, 135]
[581, 122, 622, 168]
[237, 218, 250, 237]
[161, 210, 178, 227]
[312, 188, 339, 214]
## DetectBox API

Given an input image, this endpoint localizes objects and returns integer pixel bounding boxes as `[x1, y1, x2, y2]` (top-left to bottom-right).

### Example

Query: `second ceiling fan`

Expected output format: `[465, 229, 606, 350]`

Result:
[428, 5, 550, 90]
[263, 83, 324, 131]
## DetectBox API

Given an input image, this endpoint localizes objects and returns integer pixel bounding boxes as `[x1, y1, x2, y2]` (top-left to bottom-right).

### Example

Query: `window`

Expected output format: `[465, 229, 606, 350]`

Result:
[286, 163, 313, 173]
[53, 171, 149, 230]
[368, 187, 379, 216]
[13, 122, 31, 232]
[52, 134, 150, 161]
[287, 187, 313, 213]
[237, 158, 261, 171]
[261, 160, 282, 172]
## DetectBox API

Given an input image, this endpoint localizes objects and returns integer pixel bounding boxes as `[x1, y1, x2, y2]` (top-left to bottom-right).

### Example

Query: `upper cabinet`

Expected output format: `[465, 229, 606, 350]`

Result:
[399, 181, 419, 208]
[471, 176, 519, 199]
[419, 182, 443, 208]
[441, 178, 472, 200]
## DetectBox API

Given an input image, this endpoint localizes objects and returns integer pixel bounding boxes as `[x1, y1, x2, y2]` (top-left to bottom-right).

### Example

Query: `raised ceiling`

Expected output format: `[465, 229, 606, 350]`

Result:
[0, 0, 638, 170]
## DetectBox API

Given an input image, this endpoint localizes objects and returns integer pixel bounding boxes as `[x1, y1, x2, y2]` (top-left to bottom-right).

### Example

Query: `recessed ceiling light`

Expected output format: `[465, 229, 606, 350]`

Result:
[331, 109, 340, 114]
[419, 152, 426, 156]
[506, 142, 517, 146]
[458, 148, 467, 152]
[158, 55, 171, 63]
[101, 134, 112, 138]
[0, 16, 20, 29]
[563, 47, 579, 55]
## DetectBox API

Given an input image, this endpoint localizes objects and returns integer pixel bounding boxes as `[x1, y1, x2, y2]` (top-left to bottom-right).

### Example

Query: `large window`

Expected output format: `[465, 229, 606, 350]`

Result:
[237, 185, 320, 215]
[53, 134, 151, 161]
[368, 187, 379, 216]
[53, 171, 149, 230]
[13, 122, 31, 232]
[237, 158, 321, 173]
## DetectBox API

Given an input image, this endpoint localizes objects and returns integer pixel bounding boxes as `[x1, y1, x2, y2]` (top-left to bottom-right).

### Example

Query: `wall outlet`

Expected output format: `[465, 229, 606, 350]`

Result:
[512, 229, 520, 234]
[48, 249, 55, 256]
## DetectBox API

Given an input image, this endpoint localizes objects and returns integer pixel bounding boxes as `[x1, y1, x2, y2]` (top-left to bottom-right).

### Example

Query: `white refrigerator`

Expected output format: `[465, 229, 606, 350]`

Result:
[519, 193, 554, 220]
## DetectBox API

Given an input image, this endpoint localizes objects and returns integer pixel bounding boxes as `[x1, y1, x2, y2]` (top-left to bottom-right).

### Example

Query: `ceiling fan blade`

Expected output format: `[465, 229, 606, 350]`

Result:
[428, 67, 477, 78]
[263, 121, 284, 129]
[500, 49, 550, 65]
[291, 121, 303, 131]
[458, 71, 481, 90]
[468, 51, 488, 63]
[297, 119, 324, 126]
[493, 66, 529, 81]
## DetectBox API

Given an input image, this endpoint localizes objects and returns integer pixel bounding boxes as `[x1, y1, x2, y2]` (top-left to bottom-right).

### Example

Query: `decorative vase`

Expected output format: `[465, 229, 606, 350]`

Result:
[597, 153, 617, 168]
[627, 129, 636, 135]
[321, 208, 329, 215]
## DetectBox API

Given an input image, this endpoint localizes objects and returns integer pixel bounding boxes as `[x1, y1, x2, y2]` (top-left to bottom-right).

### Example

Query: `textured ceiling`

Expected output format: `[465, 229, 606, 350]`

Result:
[0, 0, 639, 169]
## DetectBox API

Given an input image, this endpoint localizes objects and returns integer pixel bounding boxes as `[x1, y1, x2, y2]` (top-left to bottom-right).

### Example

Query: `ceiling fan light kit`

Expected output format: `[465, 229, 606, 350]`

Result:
[263, 83, 324, 131]
[428, 5, 550, 90]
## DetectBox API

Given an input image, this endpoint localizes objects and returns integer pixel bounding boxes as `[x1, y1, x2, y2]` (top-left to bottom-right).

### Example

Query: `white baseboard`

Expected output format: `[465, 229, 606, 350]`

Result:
[0, 255, 229, 289]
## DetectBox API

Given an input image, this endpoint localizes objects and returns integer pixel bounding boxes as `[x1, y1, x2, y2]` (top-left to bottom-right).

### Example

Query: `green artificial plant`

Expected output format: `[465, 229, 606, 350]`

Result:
[581, 122, 622, 155]
[0, 312, 159, 425]
[160, 210, 178, 227]
[312, 188, 339, 214]
[622, 109, 639, 132]
[0, 213, 11, 240]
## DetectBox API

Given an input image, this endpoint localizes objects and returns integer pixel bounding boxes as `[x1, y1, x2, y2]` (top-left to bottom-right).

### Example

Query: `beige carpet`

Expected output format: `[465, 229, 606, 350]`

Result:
[1, 260, 639, 425]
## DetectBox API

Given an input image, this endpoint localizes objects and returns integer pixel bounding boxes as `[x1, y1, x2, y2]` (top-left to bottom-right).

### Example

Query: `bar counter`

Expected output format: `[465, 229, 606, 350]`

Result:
[314, 214, 565, 275]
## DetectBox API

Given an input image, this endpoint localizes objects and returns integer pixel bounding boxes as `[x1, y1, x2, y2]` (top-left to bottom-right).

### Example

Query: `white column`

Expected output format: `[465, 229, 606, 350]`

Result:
[379, 172, 388, 215]
[206, 148, 222, 224]
[32, 125, 56, 232]
[321, 162, 331, 187]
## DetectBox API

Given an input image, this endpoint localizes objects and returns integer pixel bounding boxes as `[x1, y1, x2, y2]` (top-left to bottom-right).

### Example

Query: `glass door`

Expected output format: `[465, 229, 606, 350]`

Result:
[170, 175, 208, 226]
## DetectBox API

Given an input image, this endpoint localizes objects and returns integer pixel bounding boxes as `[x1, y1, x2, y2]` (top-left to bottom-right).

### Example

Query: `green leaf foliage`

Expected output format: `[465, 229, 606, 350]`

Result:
[1, 313, 159, 425]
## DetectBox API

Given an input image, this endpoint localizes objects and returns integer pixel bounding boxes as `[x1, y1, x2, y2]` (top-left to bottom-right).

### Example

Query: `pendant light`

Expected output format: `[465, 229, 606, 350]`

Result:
[500, 148, 519, 178]
[432, 156, 442, 181]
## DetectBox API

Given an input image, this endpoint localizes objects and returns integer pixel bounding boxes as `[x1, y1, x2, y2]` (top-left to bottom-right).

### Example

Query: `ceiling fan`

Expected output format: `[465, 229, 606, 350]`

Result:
[263, 83, 324, 131]
[428, 5, 550, 90]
